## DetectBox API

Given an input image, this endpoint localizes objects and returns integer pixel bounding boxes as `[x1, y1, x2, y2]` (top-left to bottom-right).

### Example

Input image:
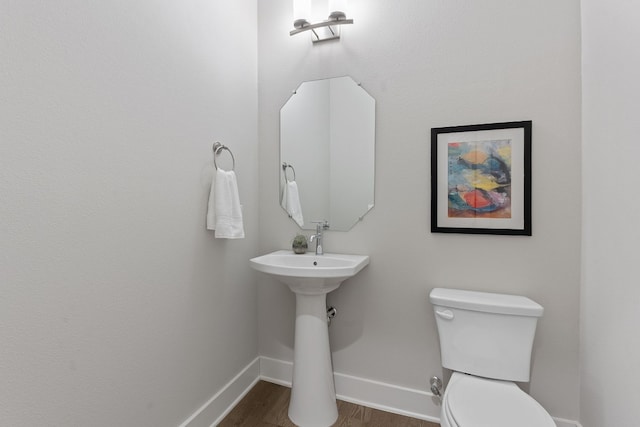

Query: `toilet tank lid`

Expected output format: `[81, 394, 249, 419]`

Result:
[429, 288, 544, 317]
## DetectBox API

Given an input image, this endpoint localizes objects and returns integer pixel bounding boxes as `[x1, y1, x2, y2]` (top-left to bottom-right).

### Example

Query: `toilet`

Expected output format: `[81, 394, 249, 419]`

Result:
[429, 288, 556, 427]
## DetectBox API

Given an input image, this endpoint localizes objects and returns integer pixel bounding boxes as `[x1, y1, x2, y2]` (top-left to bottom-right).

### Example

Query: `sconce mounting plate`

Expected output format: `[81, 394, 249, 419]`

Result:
[290, 18, 354, 43]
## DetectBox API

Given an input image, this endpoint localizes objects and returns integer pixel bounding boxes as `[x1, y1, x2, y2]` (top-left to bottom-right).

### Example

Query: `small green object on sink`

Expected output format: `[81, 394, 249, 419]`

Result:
[292, 234, 308, 254]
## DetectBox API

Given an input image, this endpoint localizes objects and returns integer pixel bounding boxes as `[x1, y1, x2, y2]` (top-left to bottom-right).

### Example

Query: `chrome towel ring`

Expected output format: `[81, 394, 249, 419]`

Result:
[212, 142, 235, 171]
[282, 162, 296, 182]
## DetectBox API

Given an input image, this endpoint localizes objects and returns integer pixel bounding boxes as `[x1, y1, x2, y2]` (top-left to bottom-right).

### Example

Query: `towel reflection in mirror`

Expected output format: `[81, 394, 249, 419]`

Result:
[281, 163, 304, 227]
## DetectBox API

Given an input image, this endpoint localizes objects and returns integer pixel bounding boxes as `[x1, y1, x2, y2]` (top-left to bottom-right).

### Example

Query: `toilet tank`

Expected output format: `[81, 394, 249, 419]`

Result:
[429, 288, 544, 382]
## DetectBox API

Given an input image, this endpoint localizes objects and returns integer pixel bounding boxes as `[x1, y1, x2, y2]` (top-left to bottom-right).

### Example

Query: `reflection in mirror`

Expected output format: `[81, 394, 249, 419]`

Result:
[280, 76, 375, 231]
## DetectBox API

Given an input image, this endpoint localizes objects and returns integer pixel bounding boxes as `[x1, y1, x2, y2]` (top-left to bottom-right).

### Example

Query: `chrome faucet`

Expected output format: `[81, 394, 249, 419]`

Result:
[309, 220, 329, 255]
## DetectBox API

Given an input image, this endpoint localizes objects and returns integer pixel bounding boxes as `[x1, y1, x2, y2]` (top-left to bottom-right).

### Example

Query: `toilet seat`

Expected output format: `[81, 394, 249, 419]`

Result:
[442, 372, 556, 427]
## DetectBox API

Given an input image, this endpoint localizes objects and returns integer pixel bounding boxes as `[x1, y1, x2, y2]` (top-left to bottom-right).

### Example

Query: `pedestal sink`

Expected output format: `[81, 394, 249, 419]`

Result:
[250, 250, 369, 427]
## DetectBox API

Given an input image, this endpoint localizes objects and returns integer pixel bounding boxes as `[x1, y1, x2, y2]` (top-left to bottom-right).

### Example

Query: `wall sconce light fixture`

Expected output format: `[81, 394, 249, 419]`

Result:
[291, 0, 354, 43]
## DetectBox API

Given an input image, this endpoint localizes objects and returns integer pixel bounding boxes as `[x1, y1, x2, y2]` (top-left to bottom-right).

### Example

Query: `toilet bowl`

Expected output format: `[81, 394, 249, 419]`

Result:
[440, 372, 556, 427]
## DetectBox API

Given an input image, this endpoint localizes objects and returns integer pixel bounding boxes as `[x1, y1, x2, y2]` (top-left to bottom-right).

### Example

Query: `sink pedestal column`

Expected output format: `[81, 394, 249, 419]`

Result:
[288, 291, 338, 427]
[249, 251, 370, 427]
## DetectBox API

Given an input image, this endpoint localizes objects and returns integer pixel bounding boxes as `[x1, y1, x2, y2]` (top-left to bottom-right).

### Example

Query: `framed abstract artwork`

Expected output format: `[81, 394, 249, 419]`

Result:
[431, 121, 532, 236]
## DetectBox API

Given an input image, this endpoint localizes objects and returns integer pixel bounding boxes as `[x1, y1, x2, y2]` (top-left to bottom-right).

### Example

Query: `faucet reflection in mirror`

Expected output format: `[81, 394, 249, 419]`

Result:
[291, 0, 353, 43]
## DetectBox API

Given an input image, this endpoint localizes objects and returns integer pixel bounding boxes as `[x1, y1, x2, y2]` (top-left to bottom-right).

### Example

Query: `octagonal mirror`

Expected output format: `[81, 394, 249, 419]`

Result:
[280, 76, 375, 231]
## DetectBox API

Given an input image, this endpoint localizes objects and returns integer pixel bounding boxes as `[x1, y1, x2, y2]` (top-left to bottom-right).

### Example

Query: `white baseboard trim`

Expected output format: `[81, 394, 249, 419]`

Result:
[334, 372, 441, 423]
[553, 417, 583, 427]
[259, 356, 584, 427]
[179, 355, 583, 427]
[259, 356, 440, 423]
[259, 355, 293, 387]
[178, 357, 260, 427]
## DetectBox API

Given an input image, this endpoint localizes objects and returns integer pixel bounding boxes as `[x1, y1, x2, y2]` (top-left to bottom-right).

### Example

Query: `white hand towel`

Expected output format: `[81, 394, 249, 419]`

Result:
[281, 180, 288, 210]
[206, 172, 217, 231]
[282, 181, 304, 227]
[206, 169, 245, 239]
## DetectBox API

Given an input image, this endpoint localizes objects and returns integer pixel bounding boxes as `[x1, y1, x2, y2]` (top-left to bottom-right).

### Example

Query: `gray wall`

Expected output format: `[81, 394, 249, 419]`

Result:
[0, 1, 258, 425]
[581, 0, 640, 425]
[258, 0, 581, 420]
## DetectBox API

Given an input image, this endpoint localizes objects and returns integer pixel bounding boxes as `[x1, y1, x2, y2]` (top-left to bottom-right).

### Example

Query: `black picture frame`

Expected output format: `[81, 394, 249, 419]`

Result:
[431, 121, 532, 236]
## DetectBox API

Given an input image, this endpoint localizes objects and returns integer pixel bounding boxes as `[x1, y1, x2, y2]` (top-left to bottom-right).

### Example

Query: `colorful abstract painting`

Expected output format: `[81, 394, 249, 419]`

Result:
[431, 121, 531, 235]
[447, 139, 512, 219]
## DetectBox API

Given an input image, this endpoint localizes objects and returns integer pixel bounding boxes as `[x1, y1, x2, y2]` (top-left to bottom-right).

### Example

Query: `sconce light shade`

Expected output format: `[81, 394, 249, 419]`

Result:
[291, 0, 353, 43]
[328, 0, 347, 20]
[293, 0, 311, 29]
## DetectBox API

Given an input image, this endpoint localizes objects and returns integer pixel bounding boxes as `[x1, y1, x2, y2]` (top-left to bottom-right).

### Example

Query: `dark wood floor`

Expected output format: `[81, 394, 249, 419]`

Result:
[218, 380, 440, 427]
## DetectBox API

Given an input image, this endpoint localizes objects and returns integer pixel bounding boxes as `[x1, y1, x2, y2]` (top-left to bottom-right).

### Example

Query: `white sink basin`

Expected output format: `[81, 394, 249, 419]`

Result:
[249, 249, 369, 426]
[250, 250, 369, 294]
